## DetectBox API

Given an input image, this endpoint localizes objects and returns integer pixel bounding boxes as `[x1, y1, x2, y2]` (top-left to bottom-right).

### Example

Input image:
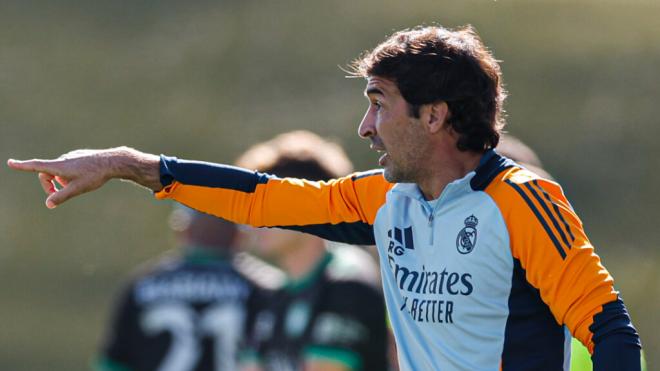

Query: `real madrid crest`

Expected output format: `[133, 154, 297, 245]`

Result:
[456, 215, 478, 254]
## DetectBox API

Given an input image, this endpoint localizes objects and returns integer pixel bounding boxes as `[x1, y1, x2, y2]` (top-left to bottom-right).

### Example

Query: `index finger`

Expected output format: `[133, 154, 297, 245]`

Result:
[7, 158, 61, 174]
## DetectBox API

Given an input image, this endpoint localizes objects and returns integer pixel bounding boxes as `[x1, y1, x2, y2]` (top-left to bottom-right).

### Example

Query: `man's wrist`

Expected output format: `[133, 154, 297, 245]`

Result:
[109, 147, 162, 191]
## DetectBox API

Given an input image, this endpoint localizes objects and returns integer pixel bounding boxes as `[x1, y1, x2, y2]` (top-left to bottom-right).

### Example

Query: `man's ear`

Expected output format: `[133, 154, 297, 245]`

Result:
[426, 101, 449, 134]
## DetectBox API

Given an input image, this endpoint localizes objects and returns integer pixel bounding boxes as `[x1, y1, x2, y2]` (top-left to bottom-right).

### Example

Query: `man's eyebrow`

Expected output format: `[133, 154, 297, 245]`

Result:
[364, 87, 385, 97]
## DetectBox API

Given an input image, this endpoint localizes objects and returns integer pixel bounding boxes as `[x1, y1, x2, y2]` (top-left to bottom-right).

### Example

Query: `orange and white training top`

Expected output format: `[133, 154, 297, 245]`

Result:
[156, 149, 641, 371]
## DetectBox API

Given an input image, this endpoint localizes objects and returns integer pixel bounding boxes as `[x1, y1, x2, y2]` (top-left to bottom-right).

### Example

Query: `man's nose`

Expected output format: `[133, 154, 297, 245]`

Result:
[358, 110, 375, 138]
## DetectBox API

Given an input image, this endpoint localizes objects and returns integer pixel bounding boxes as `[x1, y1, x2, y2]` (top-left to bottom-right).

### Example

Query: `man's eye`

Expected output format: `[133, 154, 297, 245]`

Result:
[371, 101, 382, 111]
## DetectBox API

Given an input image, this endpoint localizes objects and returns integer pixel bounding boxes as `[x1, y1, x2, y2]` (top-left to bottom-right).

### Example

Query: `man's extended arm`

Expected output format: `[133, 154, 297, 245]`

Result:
[8, 147, 161, 208]
[8, 148, 391, 245]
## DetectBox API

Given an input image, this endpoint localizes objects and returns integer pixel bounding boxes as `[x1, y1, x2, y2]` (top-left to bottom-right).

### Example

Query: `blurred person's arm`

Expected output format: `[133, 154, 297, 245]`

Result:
[304, 360, 352, 371]
[239, 361, 263, 371]
[387, 321, 400, 371]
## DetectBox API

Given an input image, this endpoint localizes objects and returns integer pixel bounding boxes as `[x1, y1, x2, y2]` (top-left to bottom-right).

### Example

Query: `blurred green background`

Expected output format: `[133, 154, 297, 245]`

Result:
[1, 0, 658, 369]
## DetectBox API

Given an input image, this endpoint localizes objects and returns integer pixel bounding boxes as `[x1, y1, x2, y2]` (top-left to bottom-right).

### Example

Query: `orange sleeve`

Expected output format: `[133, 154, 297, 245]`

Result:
[485, 167, 618, 353]
[157, 173, 390, 227]
[153, 157, 391, 244]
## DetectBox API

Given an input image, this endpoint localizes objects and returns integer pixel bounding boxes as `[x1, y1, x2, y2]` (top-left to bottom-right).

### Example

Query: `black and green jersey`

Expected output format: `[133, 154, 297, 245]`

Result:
[96, 248, 256, 371]
[242, 245, 388, 371]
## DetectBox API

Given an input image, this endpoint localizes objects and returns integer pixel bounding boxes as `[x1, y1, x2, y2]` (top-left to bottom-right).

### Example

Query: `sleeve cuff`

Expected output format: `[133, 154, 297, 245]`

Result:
[159, 154, 177, 187]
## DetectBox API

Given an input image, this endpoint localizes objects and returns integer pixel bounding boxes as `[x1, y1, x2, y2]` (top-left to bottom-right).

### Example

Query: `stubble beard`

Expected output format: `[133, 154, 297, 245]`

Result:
[382, 142, 424, 185]
[380, 117, 425, 184]
[383, 160, 417, 184]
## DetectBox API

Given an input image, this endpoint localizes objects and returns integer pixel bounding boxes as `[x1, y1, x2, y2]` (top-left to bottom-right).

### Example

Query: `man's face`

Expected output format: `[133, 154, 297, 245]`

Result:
[358, 77, 430, 183]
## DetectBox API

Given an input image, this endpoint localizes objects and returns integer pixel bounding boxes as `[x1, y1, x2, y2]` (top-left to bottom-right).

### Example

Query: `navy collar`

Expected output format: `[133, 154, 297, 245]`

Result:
[470, 149, 516, 191]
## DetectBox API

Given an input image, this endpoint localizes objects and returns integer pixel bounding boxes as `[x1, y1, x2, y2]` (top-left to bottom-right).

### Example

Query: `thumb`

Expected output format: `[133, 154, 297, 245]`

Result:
[45, 182, 82, 209]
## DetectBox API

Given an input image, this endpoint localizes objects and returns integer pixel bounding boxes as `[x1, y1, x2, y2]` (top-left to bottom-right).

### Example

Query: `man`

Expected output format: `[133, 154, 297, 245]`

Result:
[9, 25, 641, 370]
[96, 207, 272, 371]
[235, 131, 388, 371]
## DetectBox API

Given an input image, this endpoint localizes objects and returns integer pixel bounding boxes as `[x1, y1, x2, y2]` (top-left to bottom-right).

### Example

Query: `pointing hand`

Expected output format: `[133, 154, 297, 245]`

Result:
[8, 147, 161, 208]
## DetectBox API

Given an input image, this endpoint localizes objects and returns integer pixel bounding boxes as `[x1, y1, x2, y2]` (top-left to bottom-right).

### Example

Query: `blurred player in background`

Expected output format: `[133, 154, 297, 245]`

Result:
[95, 207, 273, 371]
[236, 131, 389, 371]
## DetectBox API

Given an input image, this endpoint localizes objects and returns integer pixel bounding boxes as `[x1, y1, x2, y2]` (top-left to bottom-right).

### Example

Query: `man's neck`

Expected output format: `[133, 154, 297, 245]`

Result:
[276, 238, 328, 280]
[417, 150, 483, 200]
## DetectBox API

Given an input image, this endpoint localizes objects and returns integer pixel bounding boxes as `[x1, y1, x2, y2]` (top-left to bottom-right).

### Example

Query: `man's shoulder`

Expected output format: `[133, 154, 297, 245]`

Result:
[484, 165, 565, 203]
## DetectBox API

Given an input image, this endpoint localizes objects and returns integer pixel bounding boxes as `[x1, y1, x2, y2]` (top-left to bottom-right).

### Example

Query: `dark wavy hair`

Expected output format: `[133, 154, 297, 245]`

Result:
[350, 25, 507, 152]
